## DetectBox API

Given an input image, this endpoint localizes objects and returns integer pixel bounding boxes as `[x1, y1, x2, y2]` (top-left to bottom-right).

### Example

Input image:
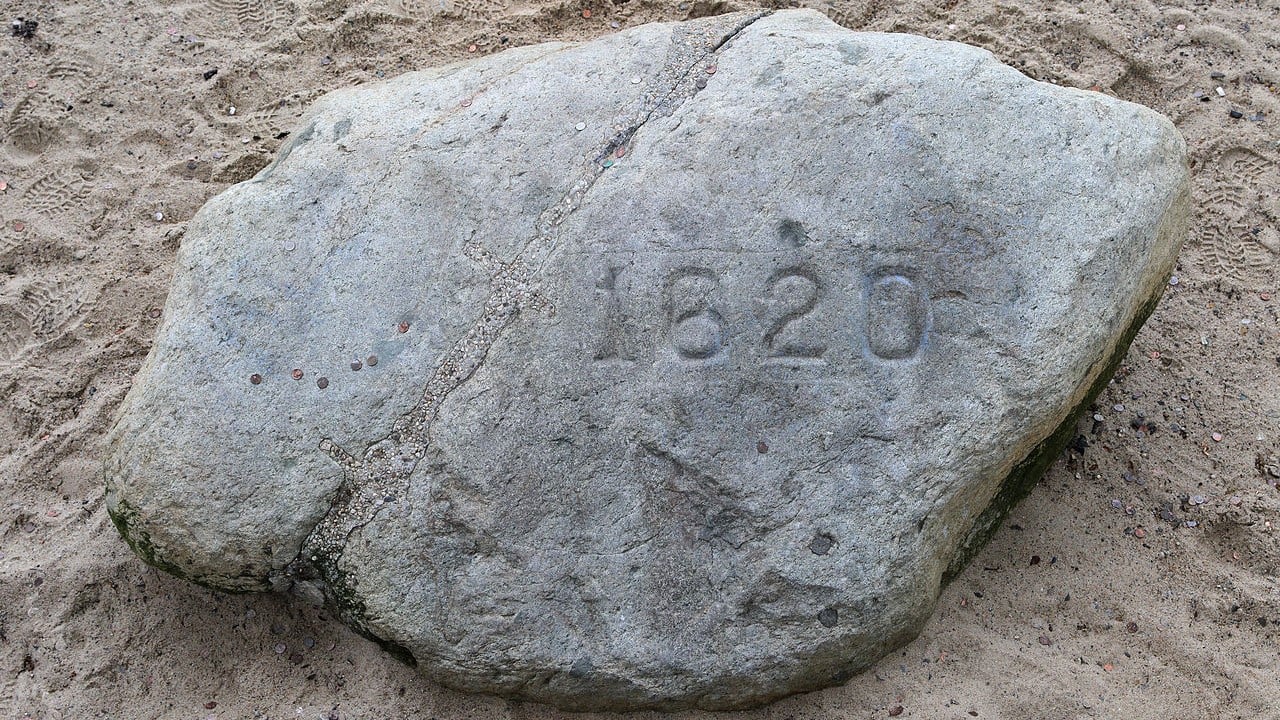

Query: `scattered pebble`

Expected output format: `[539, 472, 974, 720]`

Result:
[397, 322, 410, 333]
[0, 180, 8, 192]
[1229, 109, 1244, 119]
[460, 98, 472, 108]
[1133, 527, 1147, 539]
[1191, 494, 1206, 505]
[602, 158, 614, 168]
[1230, 496, 1242, 505]
[467, 44, 477, 53]
[581, 8, 592, 18]
[610, 21, 619, 29]
[575, 121, 586, 131]
[757, 440, 768, 454]
[1175, 23, 1186, 31]
[889, 706, 904, 717]
[1111, 499, 1123, 509]
[1113, 403, 1125, 412]
[1215, 86, 1226, 96]
[202, 68, 218, 81]
[1212, 432, 1223, 442]
[274, 643, 286, 654]
[320, 55, 333, 66]
[154, 212, 164, 221]
[631, 76, 642, 84]
[148, 307, 161, 319]
[228, 105, 236, 115]
[13, 220, 25, 232]
[10, 17, 38, 38]
[1093, 413, 1104, 422]
[204, 701, 217, 710]
[1185, 520, 1198, 528]
[1037, 635, 1052, 646]
[1126, 621, 1138, 633]
[1168, 275, 1179, 286]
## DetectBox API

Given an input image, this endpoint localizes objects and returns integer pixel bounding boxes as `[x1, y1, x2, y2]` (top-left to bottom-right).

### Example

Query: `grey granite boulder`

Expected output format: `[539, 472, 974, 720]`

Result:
[104, 9, 1188, 710]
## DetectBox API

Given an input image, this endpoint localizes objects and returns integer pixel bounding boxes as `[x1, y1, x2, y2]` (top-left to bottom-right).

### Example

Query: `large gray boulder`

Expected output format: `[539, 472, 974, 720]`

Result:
[104, 9, 1188, 710]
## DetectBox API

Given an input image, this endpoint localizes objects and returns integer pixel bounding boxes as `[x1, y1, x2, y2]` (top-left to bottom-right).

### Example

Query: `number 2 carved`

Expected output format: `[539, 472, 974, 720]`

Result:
[764, 269, 826, 359]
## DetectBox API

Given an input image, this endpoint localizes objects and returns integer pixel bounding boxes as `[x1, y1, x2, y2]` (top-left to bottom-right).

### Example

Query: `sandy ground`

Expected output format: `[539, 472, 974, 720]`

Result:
[0, 0, 1278, 718]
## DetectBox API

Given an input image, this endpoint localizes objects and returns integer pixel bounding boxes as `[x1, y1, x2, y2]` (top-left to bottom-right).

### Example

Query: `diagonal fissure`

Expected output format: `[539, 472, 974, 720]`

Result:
[285, 10, 772, 624]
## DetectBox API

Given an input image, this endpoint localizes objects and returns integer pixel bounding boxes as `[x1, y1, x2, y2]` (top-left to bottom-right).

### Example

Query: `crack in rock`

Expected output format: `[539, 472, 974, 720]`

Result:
[287, 10, 772, 628]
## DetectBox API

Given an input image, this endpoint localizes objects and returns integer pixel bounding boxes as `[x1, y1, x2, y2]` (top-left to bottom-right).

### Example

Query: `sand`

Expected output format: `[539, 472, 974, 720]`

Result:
[1, 0, 1277, 717]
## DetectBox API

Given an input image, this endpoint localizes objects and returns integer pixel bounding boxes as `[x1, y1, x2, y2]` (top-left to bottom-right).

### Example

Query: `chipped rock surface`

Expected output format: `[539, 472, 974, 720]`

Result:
[104, 9, 1188, 711]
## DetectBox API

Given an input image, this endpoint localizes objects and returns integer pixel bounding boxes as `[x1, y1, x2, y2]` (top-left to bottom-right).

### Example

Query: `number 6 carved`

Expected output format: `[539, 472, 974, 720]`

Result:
[667, 268, 725, 360]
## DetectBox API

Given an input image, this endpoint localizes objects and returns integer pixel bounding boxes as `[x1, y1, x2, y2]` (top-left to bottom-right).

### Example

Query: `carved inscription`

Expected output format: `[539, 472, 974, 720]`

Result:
[667, 268, 726, 360]
[594, 264, 635, 363]
[764, 268, 825, 359]
[588, 260, 931, 365]
[864, 271, 929, 361]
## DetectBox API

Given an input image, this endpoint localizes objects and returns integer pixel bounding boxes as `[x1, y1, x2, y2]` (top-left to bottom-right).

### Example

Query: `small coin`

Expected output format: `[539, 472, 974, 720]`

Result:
[250, 373, 263, 385]
[398, 322, 410, 333]
[291, 369, 303, 380]
[351, 360, 363, 371]
[317, 377, 329, 389]
[366, 355, 378, 367]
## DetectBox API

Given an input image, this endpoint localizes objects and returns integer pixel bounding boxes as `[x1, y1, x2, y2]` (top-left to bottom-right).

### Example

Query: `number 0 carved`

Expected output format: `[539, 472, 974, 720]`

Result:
[865, 271, 929, 361]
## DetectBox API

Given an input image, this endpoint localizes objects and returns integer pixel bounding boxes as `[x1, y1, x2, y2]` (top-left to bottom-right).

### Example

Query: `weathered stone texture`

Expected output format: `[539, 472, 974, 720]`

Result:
[105, 9, 1188, 710]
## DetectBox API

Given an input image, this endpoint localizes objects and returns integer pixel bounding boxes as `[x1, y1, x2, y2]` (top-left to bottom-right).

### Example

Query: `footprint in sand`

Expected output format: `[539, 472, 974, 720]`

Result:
[1195, 148, 1280, 290]
[0, 278, 93, 365]
[190, 0, 293, 41]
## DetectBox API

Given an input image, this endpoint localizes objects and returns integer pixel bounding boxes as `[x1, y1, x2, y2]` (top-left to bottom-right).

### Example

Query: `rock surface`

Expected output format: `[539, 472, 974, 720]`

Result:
[104, 9, 1188, 710]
